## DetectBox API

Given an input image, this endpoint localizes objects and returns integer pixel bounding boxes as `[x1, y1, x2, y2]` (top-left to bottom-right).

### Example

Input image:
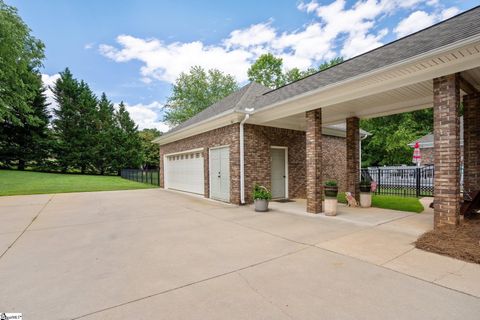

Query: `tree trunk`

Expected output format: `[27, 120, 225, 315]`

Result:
[18, 159, 25, 171]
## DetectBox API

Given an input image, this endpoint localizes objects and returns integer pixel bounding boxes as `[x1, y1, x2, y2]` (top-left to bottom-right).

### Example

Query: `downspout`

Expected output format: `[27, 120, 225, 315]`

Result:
[239, 113, 250, 204]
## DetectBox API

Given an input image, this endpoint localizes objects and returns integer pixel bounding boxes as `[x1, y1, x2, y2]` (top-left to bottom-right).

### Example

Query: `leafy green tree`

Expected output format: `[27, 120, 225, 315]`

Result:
[249, 55, 344, 88]
[361, 109, 434, 166]
[247, 53, 285, 89]
[164, 66, 238, 126]
[112, 102, 142, 173]
[139, 128, 161, 169]
[318, 57, 344, 71]
[0, 72, 51, 170]
[0, 0, 45, 126]
[94, 93, 116, 174]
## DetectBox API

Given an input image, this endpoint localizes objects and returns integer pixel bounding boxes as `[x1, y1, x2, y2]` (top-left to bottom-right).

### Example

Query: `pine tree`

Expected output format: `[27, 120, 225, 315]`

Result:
[94, 93, 116, 174]
[0, 72, 51, 169]
[52, 69, 98, 173]
[112, 102, 142, 174]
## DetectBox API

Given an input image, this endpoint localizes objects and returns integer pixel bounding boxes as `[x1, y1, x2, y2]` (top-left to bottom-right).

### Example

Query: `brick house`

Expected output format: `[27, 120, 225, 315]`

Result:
[408, 117, 464, 165]
[155, 82, 368, 205]
[155, 7, 480, 229]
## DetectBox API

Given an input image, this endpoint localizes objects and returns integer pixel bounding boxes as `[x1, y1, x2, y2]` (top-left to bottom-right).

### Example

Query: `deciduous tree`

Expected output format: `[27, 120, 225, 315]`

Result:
[164, 66, 238, 126]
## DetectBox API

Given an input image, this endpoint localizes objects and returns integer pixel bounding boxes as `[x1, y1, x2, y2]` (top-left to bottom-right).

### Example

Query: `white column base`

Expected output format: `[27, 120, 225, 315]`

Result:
[324, 198, 338, 216]
[360, 193, 372, 208]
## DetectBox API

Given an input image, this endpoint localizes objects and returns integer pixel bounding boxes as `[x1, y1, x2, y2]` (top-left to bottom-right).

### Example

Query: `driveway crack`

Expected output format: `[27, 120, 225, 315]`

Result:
[0, 195, 54, 262]
[236, 272, 295, 319]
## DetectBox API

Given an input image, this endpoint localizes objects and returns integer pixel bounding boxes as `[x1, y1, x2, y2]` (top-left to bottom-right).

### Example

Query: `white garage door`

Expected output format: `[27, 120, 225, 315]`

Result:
[164, 150, 204, 195]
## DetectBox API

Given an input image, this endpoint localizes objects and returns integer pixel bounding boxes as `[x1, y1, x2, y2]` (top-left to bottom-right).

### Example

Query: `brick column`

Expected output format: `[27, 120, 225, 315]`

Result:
[463, 92, 480, 192]
[346, 117, 360, 201]
[433, 74, 461, 228]
[306, 109, 323, 213]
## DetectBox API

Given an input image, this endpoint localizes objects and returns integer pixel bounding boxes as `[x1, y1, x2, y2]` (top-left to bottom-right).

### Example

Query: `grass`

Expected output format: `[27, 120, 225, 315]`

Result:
[0, 169, 157, 196]
[337, 192, 424, 213]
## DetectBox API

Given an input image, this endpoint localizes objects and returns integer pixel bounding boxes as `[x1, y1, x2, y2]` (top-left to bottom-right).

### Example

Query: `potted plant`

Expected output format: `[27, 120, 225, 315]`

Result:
[253, 184, 272, 212]
[324, 180, 338, 216]
[359, 177, 372, 208]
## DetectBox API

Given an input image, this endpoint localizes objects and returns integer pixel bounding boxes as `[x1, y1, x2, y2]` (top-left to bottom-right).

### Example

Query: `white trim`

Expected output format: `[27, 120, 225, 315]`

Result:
[164, 147, 204, 157]
[253, 35, 480, 117]
[271, 146, 289, 199]
[209, 144, 230, 150]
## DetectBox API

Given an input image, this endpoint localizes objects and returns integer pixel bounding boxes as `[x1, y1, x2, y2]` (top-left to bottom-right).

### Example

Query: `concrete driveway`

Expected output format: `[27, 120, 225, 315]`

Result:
[0, 189, 479, 320]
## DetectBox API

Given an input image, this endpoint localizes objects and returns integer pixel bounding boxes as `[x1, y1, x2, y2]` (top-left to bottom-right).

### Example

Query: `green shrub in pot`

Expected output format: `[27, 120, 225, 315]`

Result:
[253, 184, 272, 212]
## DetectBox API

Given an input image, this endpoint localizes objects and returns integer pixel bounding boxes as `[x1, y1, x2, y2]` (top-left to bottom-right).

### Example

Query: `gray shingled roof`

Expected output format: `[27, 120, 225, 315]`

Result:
[167, 82, 270, 134]
[165, 6, 479, 135]
[408, 117, 464, 147]
[251, 6, 480, 111]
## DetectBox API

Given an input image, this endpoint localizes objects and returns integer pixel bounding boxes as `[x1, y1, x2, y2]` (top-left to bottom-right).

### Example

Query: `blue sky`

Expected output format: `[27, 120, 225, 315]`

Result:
[9, 0, 478, 131]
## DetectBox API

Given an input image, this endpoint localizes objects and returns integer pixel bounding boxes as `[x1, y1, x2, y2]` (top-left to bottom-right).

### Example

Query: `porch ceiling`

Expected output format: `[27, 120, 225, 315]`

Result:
[255, 66, 480, 131]
[249, 40, 480, 128]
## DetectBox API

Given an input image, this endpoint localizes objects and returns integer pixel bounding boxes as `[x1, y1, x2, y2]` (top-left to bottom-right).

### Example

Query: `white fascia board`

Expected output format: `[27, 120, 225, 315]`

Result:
[251, 35, 480, 123]
[154, 111, 242, 145]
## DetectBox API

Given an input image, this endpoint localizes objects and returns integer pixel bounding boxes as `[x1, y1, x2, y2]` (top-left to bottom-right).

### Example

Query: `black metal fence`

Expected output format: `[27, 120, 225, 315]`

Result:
[121, 169, 160, 186]
[362, 166, 435, 197]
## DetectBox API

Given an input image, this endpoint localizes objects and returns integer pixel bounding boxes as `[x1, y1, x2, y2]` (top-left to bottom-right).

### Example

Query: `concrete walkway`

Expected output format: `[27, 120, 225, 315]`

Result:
[0, 189, 479, 320]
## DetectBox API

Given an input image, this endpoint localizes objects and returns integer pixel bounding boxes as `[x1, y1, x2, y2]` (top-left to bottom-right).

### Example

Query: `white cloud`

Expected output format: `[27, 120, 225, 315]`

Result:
[100, 0, 460, 85]
[119, 101, 170, 132]
[394, 7, 460, 38]
[440, 7, 460, 20]
[224, 21, 276, 48]
[41, 73, 60, 111]
[84, 42, 94, 50]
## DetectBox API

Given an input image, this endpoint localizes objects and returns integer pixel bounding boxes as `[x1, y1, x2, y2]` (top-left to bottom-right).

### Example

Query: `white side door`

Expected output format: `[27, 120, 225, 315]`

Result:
[271, 147, 287, 199]
[209, 146, 230, 202]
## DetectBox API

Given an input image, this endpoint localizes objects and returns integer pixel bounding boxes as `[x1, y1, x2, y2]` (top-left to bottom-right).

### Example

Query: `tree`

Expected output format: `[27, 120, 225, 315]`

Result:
[94, 93, 116, 174]
[164, 66, 238, 126]
[361, 109, 434, 166]
[0, 0, 45, 126]
[139, 128, 161, 169]
[0, 72, 51, 170]
[247, 53, 285, 89]
[112, 102, 142, 173]
[52, 69, 98, 173]
[249, 54, 344, 88]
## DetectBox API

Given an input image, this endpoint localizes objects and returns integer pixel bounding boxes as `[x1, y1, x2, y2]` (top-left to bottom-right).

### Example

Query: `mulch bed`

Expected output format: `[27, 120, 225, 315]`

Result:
[415, 216, 480, 264]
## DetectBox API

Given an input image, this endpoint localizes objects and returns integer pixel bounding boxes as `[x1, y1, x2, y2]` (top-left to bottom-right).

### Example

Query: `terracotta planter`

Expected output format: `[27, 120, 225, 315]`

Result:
[254, 199, 269, 212]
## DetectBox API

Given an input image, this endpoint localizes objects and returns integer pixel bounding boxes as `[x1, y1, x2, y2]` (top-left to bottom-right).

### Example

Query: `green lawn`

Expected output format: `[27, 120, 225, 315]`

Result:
[0, 170, 157, 196]
[337, 193, 424, 213]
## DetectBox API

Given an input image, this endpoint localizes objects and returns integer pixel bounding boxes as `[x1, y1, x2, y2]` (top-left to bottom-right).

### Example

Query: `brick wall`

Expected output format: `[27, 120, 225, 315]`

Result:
[159, 124, 241, 204]
[346, 117, 360, 201]
[243, 123, 347, 204]
[159, 123, 347, 206]
[420, 146, 463, 166]
[433, 74, 461, 227]
[463, 92, 480, 191]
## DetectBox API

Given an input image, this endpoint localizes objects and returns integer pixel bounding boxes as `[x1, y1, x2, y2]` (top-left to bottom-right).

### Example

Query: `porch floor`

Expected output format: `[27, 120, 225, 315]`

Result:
[269, 198, 433, 232]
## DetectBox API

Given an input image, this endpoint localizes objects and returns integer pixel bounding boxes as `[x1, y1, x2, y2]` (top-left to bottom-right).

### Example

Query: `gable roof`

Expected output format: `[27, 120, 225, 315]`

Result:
[408, 117, 464, 148]
[157, 6, 479, 144]
[252, 6, 480, 111]
[167, 82, 270, 134]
